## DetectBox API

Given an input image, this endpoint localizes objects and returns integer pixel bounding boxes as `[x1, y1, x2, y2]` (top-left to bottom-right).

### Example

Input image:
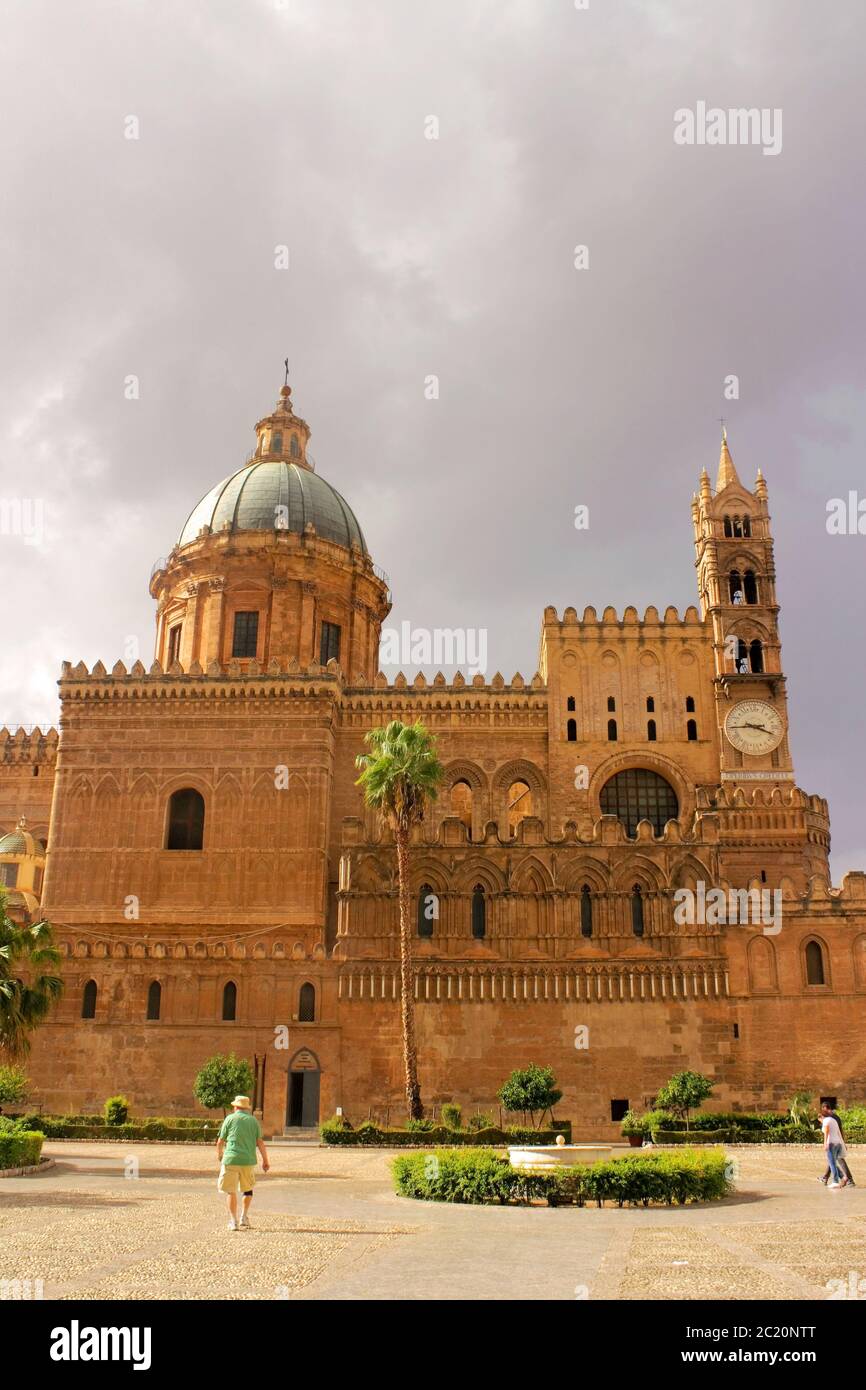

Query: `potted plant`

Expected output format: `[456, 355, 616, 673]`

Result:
[620, 1109, 647, 1147]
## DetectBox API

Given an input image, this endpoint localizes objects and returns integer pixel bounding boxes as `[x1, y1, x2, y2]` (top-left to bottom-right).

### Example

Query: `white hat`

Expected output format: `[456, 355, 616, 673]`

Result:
[231, 1095, 252, 1110]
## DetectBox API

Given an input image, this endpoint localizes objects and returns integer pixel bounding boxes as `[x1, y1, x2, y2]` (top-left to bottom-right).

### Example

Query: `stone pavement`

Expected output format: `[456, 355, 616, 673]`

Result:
[0, 1142, 863, 1301]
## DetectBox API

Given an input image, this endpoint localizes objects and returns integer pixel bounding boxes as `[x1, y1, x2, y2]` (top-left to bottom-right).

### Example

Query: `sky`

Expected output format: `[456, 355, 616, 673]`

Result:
[1, 0, 864, 876]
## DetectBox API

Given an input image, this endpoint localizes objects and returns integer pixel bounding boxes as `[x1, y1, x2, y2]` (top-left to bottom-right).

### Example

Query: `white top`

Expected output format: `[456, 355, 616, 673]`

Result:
[822, 1115, 843, 1146]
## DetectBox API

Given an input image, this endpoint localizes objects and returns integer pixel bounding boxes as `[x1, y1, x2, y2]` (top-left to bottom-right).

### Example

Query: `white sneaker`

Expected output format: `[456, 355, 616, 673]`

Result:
[239, 1215, 250, 1229]
[228, 1217, 238, 1230]
[828, 1182, 841, 1190]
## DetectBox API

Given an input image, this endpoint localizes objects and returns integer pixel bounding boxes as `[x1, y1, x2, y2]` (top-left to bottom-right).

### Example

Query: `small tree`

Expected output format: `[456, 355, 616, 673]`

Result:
[788, 1089, 814, 1126]
[497, 1065, 562, 1129]
[0, 894, 63, 1057]
[193, 1053, 254, 1115]
[104, 1095, 130, 1126]
[655, 1070, 714, 1130]
[0, 1063, 29, 1111]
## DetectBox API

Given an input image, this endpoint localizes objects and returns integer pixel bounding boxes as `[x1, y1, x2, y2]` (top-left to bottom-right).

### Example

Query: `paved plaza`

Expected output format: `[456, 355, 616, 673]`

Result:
[1, 1142, 863, 1301]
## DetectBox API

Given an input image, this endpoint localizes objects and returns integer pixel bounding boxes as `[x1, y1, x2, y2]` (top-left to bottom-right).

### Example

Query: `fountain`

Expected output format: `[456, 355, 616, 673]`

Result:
[507, 1133, 613, 1173]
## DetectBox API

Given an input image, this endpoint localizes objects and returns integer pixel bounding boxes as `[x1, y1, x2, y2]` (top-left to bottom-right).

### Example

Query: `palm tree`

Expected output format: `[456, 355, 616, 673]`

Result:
[356, 719, 443, 1120]
[0, 892, 63, 1058]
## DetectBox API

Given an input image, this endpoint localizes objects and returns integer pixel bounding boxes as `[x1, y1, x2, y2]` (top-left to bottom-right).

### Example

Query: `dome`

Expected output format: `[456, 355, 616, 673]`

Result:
[0, 819, 44, 858]
[178, 459, 369, 553]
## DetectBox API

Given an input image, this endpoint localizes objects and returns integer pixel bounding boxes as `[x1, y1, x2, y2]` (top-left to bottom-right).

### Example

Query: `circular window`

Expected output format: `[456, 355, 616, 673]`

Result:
[600, 769, 679, 837]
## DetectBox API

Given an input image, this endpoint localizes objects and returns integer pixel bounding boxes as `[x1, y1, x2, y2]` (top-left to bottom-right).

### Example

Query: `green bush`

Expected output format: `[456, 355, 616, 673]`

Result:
[498, 1064, 562, 1128]
[405, 1117, 436, 1133]
[0, 1129, 44, 1170]
[652, 1129, 730, 1145]
[104, 1095, 130, 1126]
[0, 1064, 29, 1107]
[467, 1113, 495, 1132]
[393, 1146, 732, 1207]
[441, 1103, 462, 1130]
[621, 1109, 649, 1138]
[15, 1116, 217, 1142]
[193, 1053, 254, 1114]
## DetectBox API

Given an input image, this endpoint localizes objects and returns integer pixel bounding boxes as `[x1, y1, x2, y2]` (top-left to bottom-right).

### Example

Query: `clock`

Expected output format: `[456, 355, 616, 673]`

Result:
[724, 699, 785, 756]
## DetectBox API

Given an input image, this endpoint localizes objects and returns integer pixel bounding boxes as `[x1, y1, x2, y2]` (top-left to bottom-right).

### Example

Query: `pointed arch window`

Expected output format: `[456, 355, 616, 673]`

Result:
[166, 788, 205, 850]
[749, 639, 764, 673]
[733, 516, 743, 537]
[723, 515, 733, 537]
[600, 769, 679, 837]
[646, 697, 654, 712]
[417, 883, 435, 938]
[567, 696, 576, 711]
[450, 779, 473, 831]
[805, 940, 825, 986]
[567, 718, 577, 742]
[222, 981, 237, 1021]
[580, 884, 593, 938]
[506, 781, 532, 834]
[607, 696, 616, 712]
[146, 980, 161, 1021]
[607, 718, 617, 742]
[743, 571, 758, 604]
[687, 718, 698, 741]
[685, 696, 695, 712]
[742, 515, 751, 537]
[81, 979, 97, 1019]
[299, 982, 316, 1021]
[647, 719, 657, 741]
[471, 884, 486, 939]
[729, 570, 743, 604]
[631, 885, 645, 937]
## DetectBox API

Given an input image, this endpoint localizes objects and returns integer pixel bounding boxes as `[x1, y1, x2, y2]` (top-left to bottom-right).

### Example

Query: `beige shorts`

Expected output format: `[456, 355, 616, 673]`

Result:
[218, 1164, 256, 1194]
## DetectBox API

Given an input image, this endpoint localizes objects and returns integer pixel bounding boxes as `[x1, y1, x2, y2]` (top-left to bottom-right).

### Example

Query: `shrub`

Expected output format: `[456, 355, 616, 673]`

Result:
[193, 1053, 254, 1114]
[0, 1064, 29, 1108]
[405, 1117, 435, 1133]
[393, 1146, 732, 1207]
[104, 1095, 130, 1126]
[0, 1129, 44, 1170]
[653, 1129, 730, 1145]
[441, 1103, 462, 1130]
[621, 1109, 649, 1138]
[467, 1113, 496, 1132]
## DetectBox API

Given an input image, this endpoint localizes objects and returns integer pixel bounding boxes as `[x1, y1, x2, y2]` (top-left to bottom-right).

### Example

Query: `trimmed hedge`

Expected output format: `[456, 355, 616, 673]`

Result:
[13, 1116, 219, 1142]
[320, 1118, 569, 1147]
[652, 1129, 730, 1145]
[0, 1130, 45, 1170]
[392, 1146, 732, 1207]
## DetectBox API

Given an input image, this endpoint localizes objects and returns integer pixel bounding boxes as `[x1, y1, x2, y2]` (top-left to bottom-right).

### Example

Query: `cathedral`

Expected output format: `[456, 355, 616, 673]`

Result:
[2, 377, 864, 1135]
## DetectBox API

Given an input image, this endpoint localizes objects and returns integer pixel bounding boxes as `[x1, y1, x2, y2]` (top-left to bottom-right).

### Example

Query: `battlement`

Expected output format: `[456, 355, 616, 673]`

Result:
[542, 604, 704, 628]
[0, 727, 59, 762]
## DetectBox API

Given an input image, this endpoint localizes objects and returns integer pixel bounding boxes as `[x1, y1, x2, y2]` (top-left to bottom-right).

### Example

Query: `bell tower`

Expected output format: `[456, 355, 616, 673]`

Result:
[692, 431, 794, 784]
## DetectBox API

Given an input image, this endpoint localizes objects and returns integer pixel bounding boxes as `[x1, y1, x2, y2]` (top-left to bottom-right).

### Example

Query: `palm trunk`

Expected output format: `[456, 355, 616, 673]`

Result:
[395, 826, 423, 1119]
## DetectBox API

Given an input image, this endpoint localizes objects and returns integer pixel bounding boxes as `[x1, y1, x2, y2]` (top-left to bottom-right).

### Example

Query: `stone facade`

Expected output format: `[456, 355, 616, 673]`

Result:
[4, 392, 865, 1136]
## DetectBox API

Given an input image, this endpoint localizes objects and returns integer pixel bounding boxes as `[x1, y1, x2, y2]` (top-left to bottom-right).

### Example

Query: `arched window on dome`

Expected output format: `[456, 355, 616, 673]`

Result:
[166, 789, 205, 851]
[600, 769, 679, 837]
[271, 431, 283, 454]
[320, 622, 341, 666]
[232, 611, 259, 659]
[167, 624, 182, 666]
[290, 434, 300, 458]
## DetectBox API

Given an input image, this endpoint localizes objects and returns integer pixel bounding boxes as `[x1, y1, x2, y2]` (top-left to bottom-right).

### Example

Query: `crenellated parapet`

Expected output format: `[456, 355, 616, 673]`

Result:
[0, 726, 59, 763]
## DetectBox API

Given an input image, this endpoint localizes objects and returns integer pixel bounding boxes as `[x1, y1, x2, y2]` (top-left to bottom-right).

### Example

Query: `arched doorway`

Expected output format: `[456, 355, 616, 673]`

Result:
[286, 1048, 321, 1128]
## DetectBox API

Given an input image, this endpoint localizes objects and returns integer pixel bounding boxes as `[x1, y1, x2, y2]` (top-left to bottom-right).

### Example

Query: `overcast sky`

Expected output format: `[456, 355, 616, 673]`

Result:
[1, 0, 864, 877]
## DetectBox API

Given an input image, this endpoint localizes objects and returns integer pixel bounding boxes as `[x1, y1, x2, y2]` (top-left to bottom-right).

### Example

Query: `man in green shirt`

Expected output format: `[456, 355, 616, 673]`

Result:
[216, 1096, 270, 1230]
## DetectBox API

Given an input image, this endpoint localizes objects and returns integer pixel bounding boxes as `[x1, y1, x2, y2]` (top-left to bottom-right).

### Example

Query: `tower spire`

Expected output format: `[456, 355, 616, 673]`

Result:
[716, 425, 741, 492]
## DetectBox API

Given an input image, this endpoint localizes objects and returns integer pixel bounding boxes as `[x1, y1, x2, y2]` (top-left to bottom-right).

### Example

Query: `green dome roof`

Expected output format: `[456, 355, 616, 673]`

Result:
[178, 460, 368, 553]
[0, 824, 43, 857]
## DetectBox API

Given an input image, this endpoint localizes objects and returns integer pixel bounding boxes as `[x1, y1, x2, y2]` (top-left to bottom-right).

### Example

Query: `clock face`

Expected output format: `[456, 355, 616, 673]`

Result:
[725, 700, 785, 756]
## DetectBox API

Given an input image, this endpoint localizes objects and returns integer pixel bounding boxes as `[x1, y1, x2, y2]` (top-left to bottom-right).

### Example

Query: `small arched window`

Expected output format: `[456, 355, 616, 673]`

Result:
[299, 982, 315, 1021]
[742, 515, 751, 537]
[723, 515, 733, 537]
[646, 697, 654, 712]
[580, 884, 593, 939]
[607, 718, 617, 742]
[607, 696, 616, 712]
[567, 696, 575, 711]
[631, 885, 645, 938]
[729, 570, 743, 604]
[471, 884, 486, 939]
[418, 883, 435, 938]
[743, 571, 758, 604]
[222, 981, 237, 1021]
[686, 695, 695, 712]
[146, 980, 161, 1021]
[271, 431, 283, 453]
[687, 718, 698, 741]
[166, 788, 205, 850]
[733, 516, 743, 537]
[735, 638, 749, 673]
[805, 941, 825, 986]
[450, 780, 473, 830]
[567, 718, 577, 741]
[647, 719, 657, 741]
[82, 979, 97, 1019]
[749, 639, 764, 673]
[290, 434, 300, 458]
[507, 781, 532, 834]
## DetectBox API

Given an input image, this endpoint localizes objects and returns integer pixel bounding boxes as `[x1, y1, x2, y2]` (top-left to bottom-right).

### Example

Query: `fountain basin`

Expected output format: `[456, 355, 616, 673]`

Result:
[508, 1143, 612, 1172]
